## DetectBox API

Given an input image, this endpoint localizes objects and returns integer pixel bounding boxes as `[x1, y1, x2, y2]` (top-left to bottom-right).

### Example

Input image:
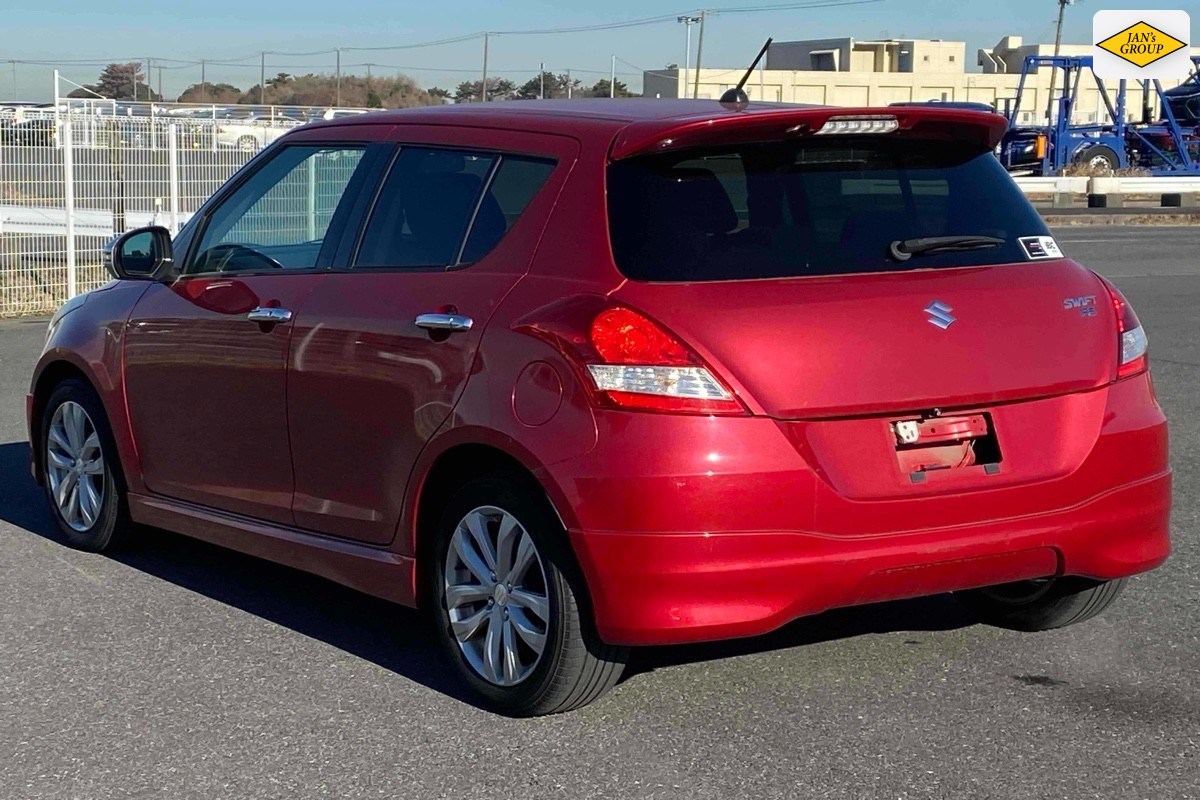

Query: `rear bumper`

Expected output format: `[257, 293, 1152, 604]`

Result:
[570, 470, 1170, 645]
[544, 373, 1171, 646]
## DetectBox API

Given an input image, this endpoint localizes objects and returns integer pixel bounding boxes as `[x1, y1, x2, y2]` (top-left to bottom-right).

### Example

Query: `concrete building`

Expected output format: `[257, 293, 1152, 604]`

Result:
[644, 36, 1199, 124]
[979, 35, 1094, 73]
[765, 37, 966, 74]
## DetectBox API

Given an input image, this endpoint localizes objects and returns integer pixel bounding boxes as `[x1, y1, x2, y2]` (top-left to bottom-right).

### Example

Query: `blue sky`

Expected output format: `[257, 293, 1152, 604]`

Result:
[4, 0, 1192, 100]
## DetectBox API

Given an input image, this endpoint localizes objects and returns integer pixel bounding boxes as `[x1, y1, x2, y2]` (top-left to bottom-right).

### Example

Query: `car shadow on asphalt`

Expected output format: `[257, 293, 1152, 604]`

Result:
[0, 440, 975, 707]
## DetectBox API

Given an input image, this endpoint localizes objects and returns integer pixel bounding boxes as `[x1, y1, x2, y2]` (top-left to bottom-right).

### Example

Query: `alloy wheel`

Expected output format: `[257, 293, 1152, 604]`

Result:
[443, 505, 551, 687]
[45, 401, 106, 532]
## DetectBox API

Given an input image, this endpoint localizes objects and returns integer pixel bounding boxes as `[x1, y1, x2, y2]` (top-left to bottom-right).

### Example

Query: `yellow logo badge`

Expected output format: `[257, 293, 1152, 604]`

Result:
[1096, 21, 1187, 68]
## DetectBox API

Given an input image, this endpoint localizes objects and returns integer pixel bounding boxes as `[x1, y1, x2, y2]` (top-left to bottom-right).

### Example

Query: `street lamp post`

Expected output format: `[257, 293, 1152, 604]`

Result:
[677, 15, 701, 100]
[1046, 0, 1074, 123]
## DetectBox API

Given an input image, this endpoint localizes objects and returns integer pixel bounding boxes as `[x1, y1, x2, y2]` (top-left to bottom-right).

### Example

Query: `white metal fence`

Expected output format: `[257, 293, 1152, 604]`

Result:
[0, 111, 300, 315]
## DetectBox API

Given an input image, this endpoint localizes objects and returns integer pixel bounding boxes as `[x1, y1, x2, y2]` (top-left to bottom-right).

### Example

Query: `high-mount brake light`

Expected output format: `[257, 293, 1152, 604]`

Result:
[815, 115, 899, 135]
[586, 307, 746, 415]
[1099, 277, 1148, 378]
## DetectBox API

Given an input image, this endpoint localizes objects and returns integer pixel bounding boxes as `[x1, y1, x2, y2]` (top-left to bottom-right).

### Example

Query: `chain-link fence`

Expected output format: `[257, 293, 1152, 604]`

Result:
[0, 110, 302, 316]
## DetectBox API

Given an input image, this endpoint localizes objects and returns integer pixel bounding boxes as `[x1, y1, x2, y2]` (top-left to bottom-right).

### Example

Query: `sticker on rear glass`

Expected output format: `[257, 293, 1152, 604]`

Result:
[1019, 236, 1063, 260]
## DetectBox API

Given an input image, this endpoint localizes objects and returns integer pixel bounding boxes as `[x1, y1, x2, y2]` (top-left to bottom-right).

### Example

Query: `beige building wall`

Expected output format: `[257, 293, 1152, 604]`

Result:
[644, 67, 1191, 125]
[909, 40, 966, 72]
[765, 37, 966, 74]
[649, 35, 1198, 123]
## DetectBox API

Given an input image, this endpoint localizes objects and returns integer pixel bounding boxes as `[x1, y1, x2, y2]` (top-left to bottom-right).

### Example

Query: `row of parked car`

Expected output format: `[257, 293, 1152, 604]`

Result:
[0, 104, 372, 150]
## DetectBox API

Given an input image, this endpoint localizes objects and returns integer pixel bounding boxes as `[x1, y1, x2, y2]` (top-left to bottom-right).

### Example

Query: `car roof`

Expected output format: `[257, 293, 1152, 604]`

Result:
[305, 98, 824, 133]
[298, 99, 1010, 158]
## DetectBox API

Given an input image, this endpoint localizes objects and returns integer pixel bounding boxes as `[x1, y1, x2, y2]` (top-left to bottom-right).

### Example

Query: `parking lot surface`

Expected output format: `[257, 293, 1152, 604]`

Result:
[1, 226, 1196, 799]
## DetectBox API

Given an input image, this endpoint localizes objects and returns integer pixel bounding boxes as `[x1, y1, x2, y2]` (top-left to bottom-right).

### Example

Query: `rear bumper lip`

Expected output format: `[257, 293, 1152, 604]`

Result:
[571, 470, 1171, 646]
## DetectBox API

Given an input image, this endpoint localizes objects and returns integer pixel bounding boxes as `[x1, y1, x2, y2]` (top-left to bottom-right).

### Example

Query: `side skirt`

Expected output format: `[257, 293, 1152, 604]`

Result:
[127, 493, 417, 607]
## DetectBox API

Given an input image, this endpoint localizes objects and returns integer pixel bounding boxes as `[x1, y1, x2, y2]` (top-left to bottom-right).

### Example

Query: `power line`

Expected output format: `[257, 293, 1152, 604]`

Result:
[7, 0, 887, 67]
[716, 0, 882, 12]
[491, 12, 687, 36]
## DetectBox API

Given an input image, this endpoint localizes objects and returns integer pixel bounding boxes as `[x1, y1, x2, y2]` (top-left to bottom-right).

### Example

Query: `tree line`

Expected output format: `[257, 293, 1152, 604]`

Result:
[446, 72, 636, 103]
[68, 63, 638, 108]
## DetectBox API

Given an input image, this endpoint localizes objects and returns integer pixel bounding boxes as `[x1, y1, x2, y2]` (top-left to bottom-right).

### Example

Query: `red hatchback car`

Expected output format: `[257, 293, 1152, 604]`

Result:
[29, 101, 1171, 715]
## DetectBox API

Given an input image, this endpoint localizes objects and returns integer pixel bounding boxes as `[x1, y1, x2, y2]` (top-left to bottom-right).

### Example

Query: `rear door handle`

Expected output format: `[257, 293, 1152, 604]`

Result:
[247, 307, 293, 324]
[415, 313, 473, 332]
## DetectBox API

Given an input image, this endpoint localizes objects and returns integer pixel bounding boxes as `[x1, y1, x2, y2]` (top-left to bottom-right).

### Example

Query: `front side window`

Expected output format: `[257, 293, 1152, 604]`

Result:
[188, 146, 366, 274]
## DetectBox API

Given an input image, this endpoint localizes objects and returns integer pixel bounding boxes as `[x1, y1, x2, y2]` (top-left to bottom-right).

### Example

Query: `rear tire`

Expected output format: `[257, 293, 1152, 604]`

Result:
[955, 577, 1127, 632]
[40, 379, 132, 552]
[428, 473, 628, 716]
[1073, 145, 1119, 174]
[237, 135, 259, 151]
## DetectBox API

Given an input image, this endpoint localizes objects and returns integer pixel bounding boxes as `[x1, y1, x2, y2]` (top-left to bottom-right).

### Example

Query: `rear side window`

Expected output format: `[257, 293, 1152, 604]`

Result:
[355, 149, 555, 269]
[606, 138, 1050, 282]
[356, 148, 496, 269]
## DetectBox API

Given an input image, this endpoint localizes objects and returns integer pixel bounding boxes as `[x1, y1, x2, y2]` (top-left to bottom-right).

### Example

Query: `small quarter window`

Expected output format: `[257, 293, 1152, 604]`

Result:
[460, 156, 556, 263]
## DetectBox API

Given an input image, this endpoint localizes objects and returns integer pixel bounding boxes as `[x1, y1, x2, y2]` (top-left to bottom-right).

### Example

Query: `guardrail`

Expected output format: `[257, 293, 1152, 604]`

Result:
[1015, 176, 1200, 209]
[1013, 177, 1091, 195]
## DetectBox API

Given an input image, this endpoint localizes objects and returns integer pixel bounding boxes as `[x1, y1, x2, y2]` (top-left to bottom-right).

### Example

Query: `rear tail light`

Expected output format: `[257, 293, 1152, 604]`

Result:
[1099, 277, 1148, 378]
[586, 308, 745, 415]
[514, 300, 747, 416]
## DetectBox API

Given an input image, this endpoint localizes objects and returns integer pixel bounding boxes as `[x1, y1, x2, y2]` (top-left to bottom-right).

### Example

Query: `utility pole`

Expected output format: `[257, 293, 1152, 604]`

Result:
[145, 57, 151, 100]
[200, 59, 206, 89]
[693, 11, 707, 100]
[157, 66, 163, 100]
[1045, 0, 1071, 123]
[260, 52, 266, 105]
[610, 54, 616, 98]
[335, 48, 342, 107]
[10, 61, 16, 101]
[539, 61, 545, 99]
[567, 69, 572, 99]
[481, 33, 489, 102]
[677, 15, 701, 99]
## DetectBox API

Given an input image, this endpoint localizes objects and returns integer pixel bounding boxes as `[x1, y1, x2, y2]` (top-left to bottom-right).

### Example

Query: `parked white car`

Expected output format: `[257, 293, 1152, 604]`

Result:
[214, 114, 302, 151]
[319, 108, 369, 121]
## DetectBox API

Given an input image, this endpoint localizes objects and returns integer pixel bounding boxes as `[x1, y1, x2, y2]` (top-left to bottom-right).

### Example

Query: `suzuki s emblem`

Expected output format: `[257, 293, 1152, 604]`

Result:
[925, 301, 956, 329]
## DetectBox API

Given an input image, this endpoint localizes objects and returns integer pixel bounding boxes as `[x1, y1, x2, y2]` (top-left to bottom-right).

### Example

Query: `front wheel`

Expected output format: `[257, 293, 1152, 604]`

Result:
[428, 474, 628, 716]
[40, 379, 131, 551]
[955, 577, 1127, 632]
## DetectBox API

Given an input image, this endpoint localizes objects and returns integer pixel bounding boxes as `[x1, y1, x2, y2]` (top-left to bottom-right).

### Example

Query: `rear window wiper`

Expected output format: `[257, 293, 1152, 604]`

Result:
[888, 235, 1005, 262]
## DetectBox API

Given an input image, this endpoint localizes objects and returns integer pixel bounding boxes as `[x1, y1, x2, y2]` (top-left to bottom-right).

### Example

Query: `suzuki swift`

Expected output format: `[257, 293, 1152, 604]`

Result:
[29, 100, 1171, 716]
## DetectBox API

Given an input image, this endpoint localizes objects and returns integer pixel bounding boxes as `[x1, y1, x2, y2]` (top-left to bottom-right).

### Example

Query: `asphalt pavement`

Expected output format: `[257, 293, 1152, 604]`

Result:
[0, 226, 1197, 799]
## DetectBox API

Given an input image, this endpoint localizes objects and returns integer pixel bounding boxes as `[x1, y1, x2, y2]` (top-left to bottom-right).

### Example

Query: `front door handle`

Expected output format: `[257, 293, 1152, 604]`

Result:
[247, 307, 293, 324]
[415, 313, 473, 333]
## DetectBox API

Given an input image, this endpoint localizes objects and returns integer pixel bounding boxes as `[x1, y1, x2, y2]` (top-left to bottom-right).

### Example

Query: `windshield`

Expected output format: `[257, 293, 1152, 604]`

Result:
[606, 136, 1051, 282]
[1164, 74, 1200, 124]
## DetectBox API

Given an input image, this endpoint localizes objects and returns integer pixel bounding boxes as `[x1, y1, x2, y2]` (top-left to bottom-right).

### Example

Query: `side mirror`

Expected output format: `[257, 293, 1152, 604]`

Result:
[105, 226, 173, 280]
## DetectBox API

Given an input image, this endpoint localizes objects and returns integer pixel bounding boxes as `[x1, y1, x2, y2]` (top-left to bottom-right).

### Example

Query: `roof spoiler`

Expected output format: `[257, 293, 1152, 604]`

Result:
[610, 106, 1008, 161]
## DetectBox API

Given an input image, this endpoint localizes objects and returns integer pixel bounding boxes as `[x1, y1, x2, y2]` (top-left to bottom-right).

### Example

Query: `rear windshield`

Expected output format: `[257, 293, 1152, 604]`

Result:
[606, 137, 1050, 281]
